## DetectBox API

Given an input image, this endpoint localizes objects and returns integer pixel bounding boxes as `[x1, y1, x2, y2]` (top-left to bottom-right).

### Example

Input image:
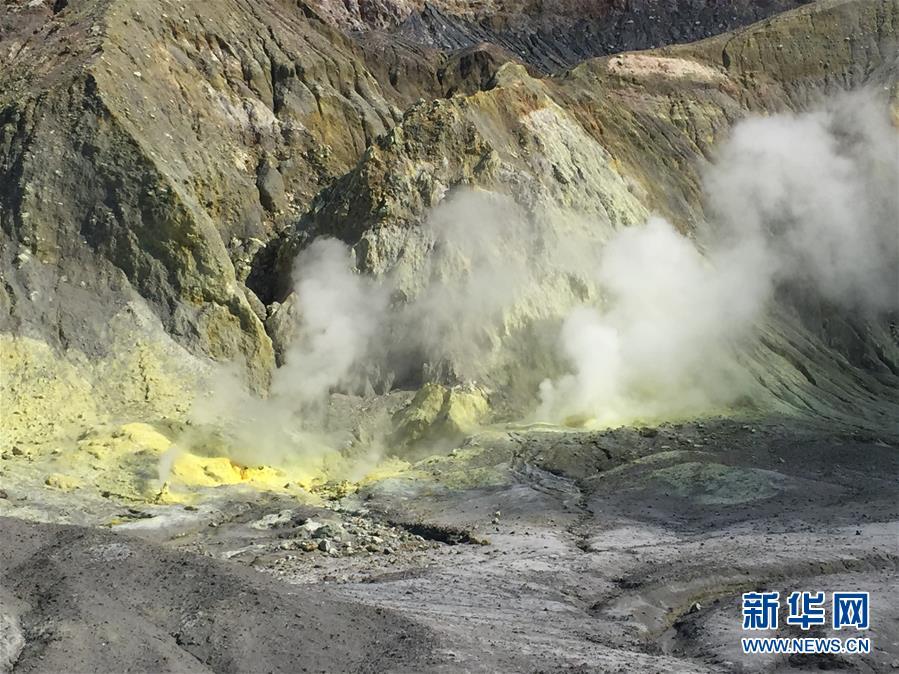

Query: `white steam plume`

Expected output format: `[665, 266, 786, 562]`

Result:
[177, 239, 389, 472]
[538, 92, 898, 424]
[537, 216, 770, 424]
[272, 238, 389, 406]
[706, 93, 899, 312]
[392, 190, 535, 382]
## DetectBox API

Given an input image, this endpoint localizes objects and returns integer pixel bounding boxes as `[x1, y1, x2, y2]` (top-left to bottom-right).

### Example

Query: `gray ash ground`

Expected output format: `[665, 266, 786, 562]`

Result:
[2, 415, 898, 672]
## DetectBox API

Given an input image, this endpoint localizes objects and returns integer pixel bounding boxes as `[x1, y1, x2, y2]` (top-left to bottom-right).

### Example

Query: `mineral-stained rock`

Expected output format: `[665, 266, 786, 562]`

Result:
[256, 158, 288, 215]
[0, 0, 412, 397]
[390, 382, 489, 450]
[45, 473, 81, 491]
[264, 294, 299, 366]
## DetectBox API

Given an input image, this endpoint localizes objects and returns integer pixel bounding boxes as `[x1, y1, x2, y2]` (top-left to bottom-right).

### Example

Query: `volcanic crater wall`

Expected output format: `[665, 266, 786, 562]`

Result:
[0, 0, 897, 439]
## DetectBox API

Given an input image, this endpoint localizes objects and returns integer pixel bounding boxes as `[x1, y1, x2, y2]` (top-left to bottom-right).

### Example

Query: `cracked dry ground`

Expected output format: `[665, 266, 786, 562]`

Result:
[3, 416, 897, 672]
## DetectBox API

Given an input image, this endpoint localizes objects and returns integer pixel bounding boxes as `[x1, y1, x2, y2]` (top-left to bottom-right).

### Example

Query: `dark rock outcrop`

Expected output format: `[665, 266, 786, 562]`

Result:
[307, 0, 815, 72]
[0, 0, 409, 388]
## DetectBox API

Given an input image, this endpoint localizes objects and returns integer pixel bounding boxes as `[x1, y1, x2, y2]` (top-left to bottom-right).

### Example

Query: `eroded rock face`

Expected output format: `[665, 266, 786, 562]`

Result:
[308, 0, 814, 71]
[0, 0, 412, 391]
[0, 0, 896, 438]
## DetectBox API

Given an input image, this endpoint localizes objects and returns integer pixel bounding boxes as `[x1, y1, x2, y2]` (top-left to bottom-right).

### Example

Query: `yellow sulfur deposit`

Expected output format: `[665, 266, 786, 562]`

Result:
[390, 383, 489, 449]
[0, 334, 426, 509]
[561, 414, 597, 429]
[169, 453, 245, 487]
[116, 423, 173, 452]
[356, 456, 414, 486]
[166, 453, 306, 493]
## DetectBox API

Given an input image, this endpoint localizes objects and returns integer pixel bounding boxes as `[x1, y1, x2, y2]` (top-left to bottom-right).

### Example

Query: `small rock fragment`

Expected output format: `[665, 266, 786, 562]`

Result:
[302, 520, 323, 534]
[45, 473, 80, 491]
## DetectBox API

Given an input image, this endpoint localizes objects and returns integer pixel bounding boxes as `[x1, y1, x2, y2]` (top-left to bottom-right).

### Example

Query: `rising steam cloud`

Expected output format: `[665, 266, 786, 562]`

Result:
[187, 91, 897, 467]
[180, 240, 388, 473]
[539, 92, 898, 423]
[707, 95, 898, 312]
[273, 239, 388, 405]
[536, 215, 769, 424]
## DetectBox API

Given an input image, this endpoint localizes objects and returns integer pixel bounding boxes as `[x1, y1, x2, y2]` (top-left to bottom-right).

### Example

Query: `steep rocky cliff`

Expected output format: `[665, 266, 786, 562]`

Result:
[0, 0, 405, 394]
[309, 0, 815, 72]
[0, 0, 897, 458]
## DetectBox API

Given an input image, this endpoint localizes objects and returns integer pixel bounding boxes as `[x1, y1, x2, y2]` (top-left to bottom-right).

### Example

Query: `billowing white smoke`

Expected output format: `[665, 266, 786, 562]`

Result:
[272, 191, 534, 399]
[707, 95, 899, 312]
[181, 239, 388, 469]
[537, 217, 770, 424]
[181, 194, 526, 467]
[393, 191, 535, 382]
[538, 92, 898, 424]
[272, 238, 388, 405]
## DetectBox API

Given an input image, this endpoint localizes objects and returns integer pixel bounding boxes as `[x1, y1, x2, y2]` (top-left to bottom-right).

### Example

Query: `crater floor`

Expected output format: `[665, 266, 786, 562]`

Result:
[2, 416, 897, 672]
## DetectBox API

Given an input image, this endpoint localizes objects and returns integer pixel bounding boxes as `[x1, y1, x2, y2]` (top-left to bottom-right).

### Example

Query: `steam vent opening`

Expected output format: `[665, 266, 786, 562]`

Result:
[0, 0, 897, 671]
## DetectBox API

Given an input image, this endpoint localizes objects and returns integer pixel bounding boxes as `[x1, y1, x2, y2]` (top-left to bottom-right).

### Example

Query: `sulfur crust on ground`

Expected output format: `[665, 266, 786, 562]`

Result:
[0, 333, 437, 514]
[0, 328, 200, 451]
[3, 413, 897, 672]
